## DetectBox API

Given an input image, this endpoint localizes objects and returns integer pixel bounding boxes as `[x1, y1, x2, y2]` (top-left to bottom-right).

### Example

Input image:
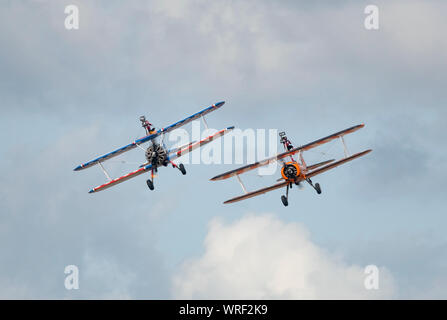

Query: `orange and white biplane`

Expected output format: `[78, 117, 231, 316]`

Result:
[210, 124, 371, 206]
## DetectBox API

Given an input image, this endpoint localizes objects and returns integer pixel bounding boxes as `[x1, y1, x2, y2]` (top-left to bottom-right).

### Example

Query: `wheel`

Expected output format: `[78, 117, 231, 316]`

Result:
[179, 163, 186, 175]
[146, 179, 154, 190]
[281, 195, 288, 207]
[315, 183, 321, 194]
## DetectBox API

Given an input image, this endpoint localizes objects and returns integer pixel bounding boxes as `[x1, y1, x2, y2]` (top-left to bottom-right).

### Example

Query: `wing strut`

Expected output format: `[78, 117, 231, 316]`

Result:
[236, 174, 248, 194]
[202, 115, 209, 130]
[340, 136, 349, 158]
[299, 150, 307, 170]
[135, 143, 146, 152]
[98, 162, 112, 181]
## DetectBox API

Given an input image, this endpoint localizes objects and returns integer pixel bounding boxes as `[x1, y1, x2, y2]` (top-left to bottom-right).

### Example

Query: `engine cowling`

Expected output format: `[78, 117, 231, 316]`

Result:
[145, 144, 168, 166]
[281, 162, 300, 180]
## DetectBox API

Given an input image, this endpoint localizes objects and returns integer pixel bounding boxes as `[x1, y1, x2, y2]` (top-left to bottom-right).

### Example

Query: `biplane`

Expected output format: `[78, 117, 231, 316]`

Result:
[74, 101, 233, 193]
[210, 124, 371, 206]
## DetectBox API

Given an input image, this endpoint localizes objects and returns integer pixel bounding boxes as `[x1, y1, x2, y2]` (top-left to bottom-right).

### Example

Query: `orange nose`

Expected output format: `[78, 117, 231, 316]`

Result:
[281, 162, 300, 180]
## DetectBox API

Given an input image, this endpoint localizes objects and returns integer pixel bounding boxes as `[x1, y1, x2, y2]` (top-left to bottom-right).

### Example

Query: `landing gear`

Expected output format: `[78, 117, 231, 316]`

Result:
[179, 163, 186, 175]
[281, 183, 290, 207]
[306, 178, 322, 195]
[147, 168, 155, 190]
[170, 161, 187, 175]
[281, 195, 288, 206]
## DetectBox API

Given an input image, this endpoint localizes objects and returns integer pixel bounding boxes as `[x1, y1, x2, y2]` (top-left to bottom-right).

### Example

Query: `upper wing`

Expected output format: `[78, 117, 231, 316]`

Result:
[149, 101, 225, 138]
[210, 124, 365, 181]
[295, 123, 364, 152]
[74, 101, 225, 171]
[305, 149, 372, 179]
[223, 181, 289, 204]
[73, 139, 153, 171]
[88, 164, 153, 193]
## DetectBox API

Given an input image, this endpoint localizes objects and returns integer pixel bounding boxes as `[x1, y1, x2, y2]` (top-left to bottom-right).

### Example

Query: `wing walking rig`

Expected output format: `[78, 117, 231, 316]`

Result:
[74, 101, 233, 193]
[210, 124, 372, 206]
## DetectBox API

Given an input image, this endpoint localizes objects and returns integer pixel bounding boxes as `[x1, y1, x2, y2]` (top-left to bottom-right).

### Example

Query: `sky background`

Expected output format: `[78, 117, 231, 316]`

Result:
[0, 0, 446, 299]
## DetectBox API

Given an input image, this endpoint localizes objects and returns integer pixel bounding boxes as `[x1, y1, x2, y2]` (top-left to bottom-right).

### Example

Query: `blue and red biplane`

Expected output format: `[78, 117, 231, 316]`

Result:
[74, 101, 233, 193]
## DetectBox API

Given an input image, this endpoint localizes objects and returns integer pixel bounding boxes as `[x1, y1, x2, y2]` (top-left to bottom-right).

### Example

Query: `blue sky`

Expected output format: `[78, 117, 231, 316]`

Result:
[0, 0, 446, 298]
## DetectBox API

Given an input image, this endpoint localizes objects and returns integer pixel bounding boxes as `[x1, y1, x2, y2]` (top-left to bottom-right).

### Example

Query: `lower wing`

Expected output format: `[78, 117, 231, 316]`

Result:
[222, 150, 371, 204]
[88, 164, 153, 193]
[223, 181, 289, 204]
[305, 159, 335, 171]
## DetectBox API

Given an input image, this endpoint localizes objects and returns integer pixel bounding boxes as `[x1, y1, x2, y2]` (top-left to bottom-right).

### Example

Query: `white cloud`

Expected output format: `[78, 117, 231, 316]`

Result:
[173, 214, 395, 299]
